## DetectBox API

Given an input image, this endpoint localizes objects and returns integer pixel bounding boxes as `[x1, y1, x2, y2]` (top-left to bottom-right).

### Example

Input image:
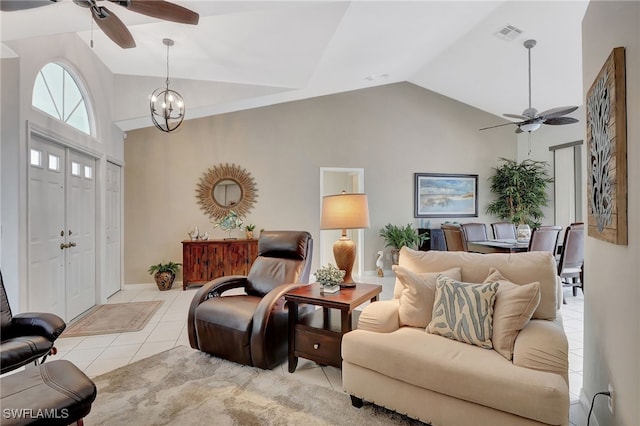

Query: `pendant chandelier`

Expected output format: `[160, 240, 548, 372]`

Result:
[150, 38, 185, 132]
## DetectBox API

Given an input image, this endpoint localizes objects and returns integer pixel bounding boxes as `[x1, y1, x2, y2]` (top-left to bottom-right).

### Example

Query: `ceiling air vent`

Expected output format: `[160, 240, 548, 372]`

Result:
[494, 24, 523, 41]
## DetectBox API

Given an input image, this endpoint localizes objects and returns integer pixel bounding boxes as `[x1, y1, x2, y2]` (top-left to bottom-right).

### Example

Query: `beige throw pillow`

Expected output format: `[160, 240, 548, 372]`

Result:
[392, 265, 462, 328]
[483, 268, 541, 360]
[427, 275, 499, 349]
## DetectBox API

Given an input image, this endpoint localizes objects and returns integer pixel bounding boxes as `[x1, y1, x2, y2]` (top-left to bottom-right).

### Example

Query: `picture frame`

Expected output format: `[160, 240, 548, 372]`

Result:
[414, 173, 478, 218]
[586, 47, 627, 245]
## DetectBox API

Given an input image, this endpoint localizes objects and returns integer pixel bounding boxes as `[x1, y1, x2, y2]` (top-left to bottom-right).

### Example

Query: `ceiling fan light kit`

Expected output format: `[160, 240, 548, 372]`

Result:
[150, 38, 185, 133]
[480, 38, 579, 134]
[520, 122, 541, 133]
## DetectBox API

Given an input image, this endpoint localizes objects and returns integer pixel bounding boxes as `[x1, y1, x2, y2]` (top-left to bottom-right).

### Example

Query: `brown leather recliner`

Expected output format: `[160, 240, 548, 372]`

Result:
[187, 230, 313, 369]
[1, 270, 66, 374]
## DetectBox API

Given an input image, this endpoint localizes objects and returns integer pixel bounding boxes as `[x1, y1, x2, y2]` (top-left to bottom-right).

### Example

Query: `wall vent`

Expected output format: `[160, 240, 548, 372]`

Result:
[494, 24, 523, 41]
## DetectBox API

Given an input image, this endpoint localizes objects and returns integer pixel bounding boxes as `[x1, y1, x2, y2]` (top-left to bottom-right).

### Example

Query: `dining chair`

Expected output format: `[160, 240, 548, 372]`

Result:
[558, 224, 585, 297]
[441, 224, 468, 251]
[528, 226, 562, 254]
[491, 222, 517, 240]
[460, 223, 488, 242]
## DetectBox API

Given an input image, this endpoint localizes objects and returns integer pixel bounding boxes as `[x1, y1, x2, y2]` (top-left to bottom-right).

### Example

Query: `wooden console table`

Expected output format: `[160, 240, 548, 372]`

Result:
[285, 283, 382, 372]
[181, 239, 258, 290]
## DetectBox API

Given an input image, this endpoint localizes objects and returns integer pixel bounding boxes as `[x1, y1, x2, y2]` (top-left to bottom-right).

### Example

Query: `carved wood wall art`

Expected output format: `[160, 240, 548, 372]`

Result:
[586, 47, 627, 245]
[196, 163, 257, 220]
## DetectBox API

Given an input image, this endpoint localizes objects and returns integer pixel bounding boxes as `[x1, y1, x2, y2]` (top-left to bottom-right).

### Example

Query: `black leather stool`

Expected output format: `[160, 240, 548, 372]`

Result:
[1, 360, 97, 425]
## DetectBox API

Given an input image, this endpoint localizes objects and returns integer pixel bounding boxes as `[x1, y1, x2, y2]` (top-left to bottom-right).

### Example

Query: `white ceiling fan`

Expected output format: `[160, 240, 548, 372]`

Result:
[480, 39, 579, 134]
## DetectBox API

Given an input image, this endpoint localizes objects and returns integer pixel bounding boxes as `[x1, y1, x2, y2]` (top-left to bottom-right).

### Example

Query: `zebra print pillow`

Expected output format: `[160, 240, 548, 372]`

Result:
[426, 275, 499, 349]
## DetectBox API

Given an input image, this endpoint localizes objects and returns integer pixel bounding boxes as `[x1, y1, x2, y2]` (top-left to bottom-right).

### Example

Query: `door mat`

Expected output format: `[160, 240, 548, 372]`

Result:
[61, 301, 163, 337]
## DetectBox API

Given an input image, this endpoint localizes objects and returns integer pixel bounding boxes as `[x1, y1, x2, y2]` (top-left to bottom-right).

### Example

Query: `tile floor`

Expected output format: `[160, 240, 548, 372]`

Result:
[50, 276, 586, 425]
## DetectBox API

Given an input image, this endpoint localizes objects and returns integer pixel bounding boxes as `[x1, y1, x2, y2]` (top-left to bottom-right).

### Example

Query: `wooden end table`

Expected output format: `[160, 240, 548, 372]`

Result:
[284, 283, 382, 373]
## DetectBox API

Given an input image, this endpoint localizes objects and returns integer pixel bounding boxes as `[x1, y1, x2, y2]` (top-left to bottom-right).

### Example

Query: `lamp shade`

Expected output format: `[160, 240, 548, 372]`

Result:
[320, 193, 370, 230]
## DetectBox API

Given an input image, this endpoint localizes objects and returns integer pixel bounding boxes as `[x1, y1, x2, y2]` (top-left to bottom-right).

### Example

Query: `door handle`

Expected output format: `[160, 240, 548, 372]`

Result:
[60, 243, 68, 250]
[69, 242, 77, 248]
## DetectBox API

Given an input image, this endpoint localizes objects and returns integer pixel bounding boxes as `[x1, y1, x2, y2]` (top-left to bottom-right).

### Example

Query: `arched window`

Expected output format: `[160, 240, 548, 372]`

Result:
[32, 62, 92, 135]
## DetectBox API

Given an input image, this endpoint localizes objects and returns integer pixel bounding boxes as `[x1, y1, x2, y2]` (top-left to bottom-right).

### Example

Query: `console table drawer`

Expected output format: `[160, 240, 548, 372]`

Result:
[294, 327, 341, 366]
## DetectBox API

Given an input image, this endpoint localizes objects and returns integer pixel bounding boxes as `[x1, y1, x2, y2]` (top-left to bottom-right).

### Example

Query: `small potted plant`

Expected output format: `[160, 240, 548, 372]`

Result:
[148, 261, 182, 291]
[245, 224, 256, 239]
[379, 223, 429, 265]
[315, 264, 345, 293]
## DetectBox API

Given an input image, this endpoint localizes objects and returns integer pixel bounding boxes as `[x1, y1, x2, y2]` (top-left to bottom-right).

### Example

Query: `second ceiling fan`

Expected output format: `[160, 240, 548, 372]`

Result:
[480, 39, 578, 134]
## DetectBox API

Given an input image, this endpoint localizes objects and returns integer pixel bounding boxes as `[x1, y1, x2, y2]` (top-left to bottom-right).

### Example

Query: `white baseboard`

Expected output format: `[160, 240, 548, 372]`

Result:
[122, 281, 184, 291]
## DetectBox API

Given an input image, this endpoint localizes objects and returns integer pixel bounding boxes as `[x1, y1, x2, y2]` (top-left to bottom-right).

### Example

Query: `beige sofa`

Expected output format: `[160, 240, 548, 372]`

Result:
[342, 248, 569, 426]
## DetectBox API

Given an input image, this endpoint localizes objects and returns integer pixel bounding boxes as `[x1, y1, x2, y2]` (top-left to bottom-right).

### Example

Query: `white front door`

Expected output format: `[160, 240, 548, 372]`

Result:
[66, 151, 96, 319]
[28, 136, 97, 321]
[105, 162, 122, 298]
[28, 137, 66, 317]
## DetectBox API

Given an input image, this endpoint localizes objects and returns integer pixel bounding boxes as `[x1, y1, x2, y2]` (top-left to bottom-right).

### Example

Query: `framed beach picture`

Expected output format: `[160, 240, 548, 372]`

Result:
[414, 173, 478, 218]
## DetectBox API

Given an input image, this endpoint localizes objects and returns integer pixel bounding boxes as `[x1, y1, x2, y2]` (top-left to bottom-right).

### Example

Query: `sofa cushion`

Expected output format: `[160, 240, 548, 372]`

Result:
[342, 327, 569, 425]
[427, 276, 498, 349]
[392, 265, 461, 328]
[484, 268, 541, 360]
[397, 247, 557, 320]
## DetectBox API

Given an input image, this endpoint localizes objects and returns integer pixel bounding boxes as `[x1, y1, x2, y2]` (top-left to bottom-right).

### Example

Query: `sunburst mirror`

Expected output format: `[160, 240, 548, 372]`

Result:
[196, 163, 257, 220]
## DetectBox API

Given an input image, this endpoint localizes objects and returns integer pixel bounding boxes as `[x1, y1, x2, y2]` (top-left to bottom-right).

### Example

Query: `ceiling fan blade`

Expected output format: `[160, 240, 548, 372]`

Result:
[538, 106, 578, 119]
[1, 0, 57, 11]
[503, 113, 528, 120]
[544, 117, 579, 125]
[111, 0, 199, 25]
[479, 122, 519, 131]
[92, 5, 136, 48]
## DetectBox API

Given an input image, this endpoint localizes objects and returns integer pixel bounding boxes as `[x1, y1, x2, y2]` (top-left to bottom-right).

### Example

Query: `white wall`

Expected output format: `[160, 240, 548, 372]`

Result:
[0, 33, 124, 310]
[581, 2, 640, 425]
[0, 57, 21, 308]
[123, 82, 518, 283]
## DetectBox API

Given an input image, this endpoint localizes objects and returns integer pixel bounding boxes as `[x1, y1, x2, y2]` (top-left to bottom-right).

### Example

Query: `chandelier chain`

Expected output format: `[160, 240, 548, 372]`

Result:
[165, 41, 171, 88]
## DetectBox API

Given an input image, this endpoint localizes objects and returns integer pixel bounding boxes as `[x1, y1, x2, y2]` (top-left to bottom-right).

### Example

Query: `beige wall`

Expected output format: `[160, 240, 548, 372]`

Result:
[124, 82, 517, 283]
[582, 2, 640, 425]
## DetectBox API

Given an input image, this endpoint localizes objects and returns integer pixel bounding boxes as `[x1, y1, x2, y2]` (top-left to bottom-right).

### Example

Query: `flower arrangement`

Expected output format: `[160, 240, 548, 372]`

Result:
[212, 211, 243, 237]
[315, 264, 345, 288]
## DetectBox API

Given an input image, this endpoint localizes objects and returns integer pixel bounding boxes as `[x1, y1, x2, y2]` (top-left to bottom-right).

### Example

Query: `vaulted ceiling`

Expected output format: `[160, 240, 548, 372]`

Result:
[1, 1, 588, 131]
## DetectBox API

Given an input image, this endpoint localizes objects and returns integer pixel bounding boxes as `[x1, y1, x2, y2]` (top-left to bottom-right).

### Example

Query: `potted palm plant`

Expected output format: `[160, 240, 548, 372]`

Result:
[148, 261, 182, 291]
[379, 223, 428, 265]
[485, 158, 553, 229]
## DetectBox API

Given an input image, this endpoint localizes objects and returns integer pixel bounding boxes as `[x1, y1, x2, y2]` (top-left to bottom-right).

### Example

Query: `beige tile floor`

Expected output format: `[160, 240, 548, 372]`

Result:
[51, 276, 586, 425]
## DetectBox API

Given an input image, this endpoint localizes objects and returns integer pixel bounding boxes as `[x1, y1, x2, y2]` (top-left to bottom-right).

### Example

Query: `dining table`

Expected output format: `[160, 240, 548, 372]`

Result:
[467, 239, 530, 254]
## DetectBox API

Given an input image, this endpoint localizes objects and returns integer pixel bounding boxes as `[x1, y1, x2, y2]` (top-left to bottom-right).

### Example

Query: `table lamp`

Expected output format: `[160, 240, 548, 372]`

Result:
[320, 192, 370, 286]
